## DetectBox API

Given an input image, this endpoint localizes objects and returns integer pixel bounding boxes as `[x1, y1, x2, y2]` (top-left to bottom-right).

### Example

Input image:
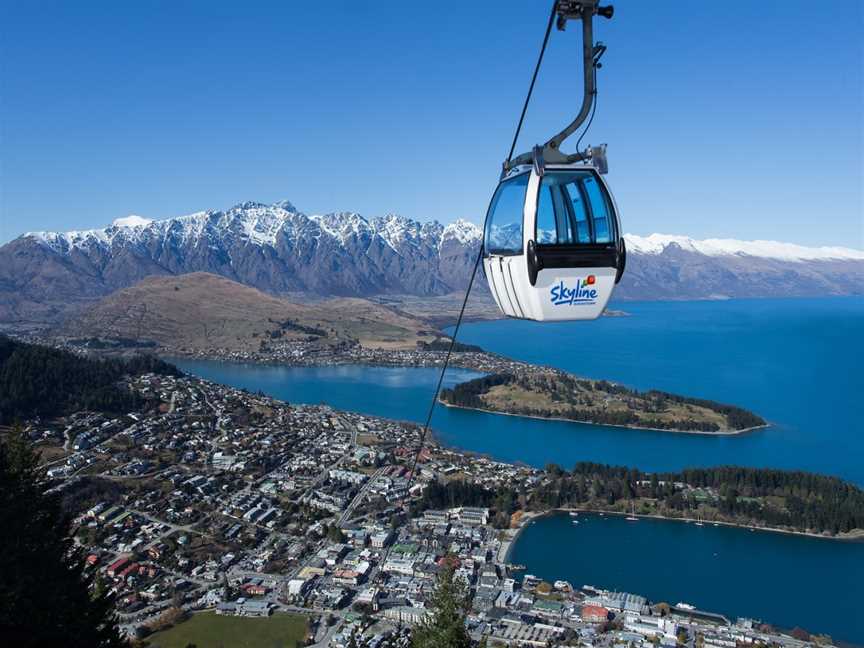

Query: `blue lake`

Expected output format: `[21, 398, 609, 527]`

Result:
[169, 296, 864, 642]
[450, 296, 864, 484]
[165, 361, 486, 425]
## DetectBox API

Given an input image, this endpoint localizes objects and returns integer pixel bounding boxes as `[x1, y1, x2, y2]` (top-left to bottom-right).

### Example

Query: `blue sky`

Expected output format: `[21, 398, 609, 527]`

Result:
[1, 0, 861, 247]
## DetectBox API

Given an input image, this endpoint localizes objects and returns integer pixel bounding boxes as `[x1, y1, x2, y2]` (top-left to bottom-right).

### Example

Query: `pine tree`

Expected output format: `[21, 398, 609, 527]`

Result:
[411, 564, 472, 648]
[0, 428, 125, 647]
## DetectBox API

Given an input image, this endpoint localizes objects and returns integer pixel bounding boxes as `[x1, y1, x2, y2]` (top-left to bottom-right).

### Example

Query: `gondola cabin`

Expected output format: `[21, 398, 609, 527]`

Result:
[483, 163, 626, 321]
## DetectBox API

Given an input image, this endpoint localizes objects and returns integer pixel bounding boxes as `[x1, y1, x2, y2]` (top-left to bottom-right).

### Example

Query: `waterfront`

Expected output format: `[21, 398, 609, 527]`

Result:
[508, 512, 864, 642]
[172, 359, 796, 475]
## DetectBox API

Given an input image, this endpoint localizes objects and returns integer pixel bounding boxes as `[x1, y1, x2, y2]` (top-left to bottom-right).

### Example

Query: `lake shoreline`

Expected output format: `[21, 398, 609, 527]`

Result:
[437, 399, 770, 436]
[502, 508, 864, 556]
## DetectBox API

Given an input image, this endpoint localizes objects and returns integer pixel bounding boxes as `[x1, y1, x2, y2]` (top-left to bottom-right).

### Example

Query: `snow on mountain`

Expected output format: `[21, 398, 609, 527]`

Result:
[442, 219, 482, 246]
[3, 199, 862, 324]
[24, 203, 482, 255]
[112, 214, 153, 228]
[25, 203, 860, 263]
[623, 233, 864, 262]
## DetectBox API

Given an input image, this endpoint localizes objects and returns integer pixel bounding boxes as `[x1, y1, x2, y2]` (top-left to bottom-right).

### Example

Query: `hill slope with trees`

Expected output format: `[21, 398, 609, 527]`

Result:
[0, 336, 179, 424]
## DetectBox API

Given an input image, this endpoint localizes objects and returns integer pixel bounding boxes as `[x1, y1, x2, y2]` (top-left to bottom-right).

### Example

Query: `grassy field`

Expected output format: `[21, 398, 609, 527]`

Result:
[146, 611, 308, 648]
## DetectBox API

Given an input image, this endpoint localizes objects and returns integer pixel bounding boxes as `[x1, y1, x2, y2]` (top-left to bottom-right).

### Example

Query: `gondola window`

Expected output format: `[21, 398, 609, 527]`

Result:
[484, 173, 529, 255]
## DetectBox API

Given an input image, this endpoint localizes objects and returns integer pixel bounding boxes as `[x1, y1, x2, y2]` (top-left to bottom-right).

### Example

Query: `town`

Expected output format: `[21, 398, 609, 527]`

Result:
[22, 369, 835, 647]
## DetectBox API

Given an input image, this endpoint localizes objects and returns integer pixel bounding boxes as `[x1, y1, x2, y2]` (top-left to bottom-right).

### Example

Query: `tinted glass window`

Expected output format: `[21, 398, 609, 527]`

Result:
[536, 185, 558, 244]
[562, 182, 591, 243]
[536, 176, 577, 245]
[485, 173, 528, 255]
[583, 175, 613, 243]
[536, 171, 615, 245]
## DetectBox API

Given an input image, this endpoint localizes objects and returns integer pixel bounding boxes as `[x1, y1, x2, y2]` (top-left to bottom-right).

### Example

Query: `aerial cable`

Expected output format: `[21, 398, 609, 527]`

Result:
[505, 0, 559, 166]
[376, 226, 486, 577]
[404, 245, 483, 490]
[386, 0, 558, 546]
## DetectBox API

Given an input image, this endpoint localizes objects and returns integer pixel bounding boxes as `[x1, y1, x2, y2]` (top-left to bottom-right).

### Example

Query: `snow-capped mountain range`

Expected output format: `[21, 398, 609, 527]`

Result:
[1, 200, 862, 323]
[27, 201, 482, 257]
[622, 233, 864, 262]
[24, 205, 863, 263]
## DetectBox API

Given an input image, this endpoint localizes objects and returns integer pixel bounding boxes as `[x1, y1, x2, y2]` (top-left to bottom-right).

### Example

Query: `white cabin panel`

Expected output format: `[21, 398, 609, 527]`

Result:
[526, 266, 616, 321]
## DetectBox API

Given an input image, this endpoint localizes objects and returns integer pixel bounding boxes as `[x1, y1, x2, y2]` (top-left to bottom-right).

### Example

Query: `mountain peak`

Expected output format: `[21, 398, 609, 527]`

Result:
[112, 214, 153, 228]
[272, 199, 297, 212]
[443, 219, 482, 244]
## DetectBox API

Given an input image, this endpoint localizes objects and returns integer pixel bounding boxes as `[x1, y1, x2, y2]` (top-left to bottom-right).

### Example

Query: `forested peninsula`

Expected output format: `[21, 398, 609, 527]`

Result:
[440, 372, 766, 434]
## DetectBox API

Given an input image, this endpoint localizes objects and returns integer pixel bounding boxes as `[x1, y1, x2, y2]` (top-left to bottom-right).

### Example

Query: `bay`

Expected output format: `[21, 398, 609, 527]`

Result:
[509, 512, 863, 642]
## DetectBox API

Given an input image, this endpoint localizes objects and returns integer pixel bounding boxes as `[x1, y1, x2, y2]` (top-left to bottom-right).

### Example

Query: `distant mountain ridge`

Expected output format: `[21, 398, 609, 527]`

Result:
[1, 199, 862, 323]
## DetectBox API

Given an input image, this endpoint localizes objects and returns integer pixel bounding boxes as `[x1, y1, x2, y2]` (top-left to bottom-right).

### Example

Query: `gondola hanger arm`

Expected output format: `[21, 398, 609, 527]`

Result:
[505, 0, 613, 173]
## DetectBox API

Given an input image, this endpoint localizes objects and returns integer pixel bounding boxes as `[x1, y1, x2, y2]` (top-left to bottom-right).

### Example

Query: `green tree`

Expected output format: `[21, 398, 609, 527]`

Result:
[0, 428, 125, 647]
[326, 524, 347, 543]
[411, 564, 471, 648]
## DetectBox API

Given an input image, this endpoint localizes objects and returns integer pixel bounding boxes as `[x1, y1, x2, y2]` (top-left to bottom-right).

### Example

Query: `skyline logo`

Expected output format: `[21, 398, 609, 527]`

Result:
[550, 276, 598, 306]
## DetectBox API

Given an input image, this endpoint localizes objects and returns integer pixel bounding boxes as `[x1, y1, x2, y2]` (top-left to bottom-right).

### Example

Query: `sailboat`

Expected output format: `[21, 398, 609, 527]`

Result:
[695, 514, 704, 527]
[626, 502, 638, 522]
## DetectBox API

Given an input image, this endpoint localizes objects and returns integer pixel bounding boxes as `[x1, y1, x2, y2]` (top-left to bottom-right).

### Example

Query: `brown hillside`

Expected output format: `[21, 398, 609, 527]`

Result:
[59, 272, 438, 353]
